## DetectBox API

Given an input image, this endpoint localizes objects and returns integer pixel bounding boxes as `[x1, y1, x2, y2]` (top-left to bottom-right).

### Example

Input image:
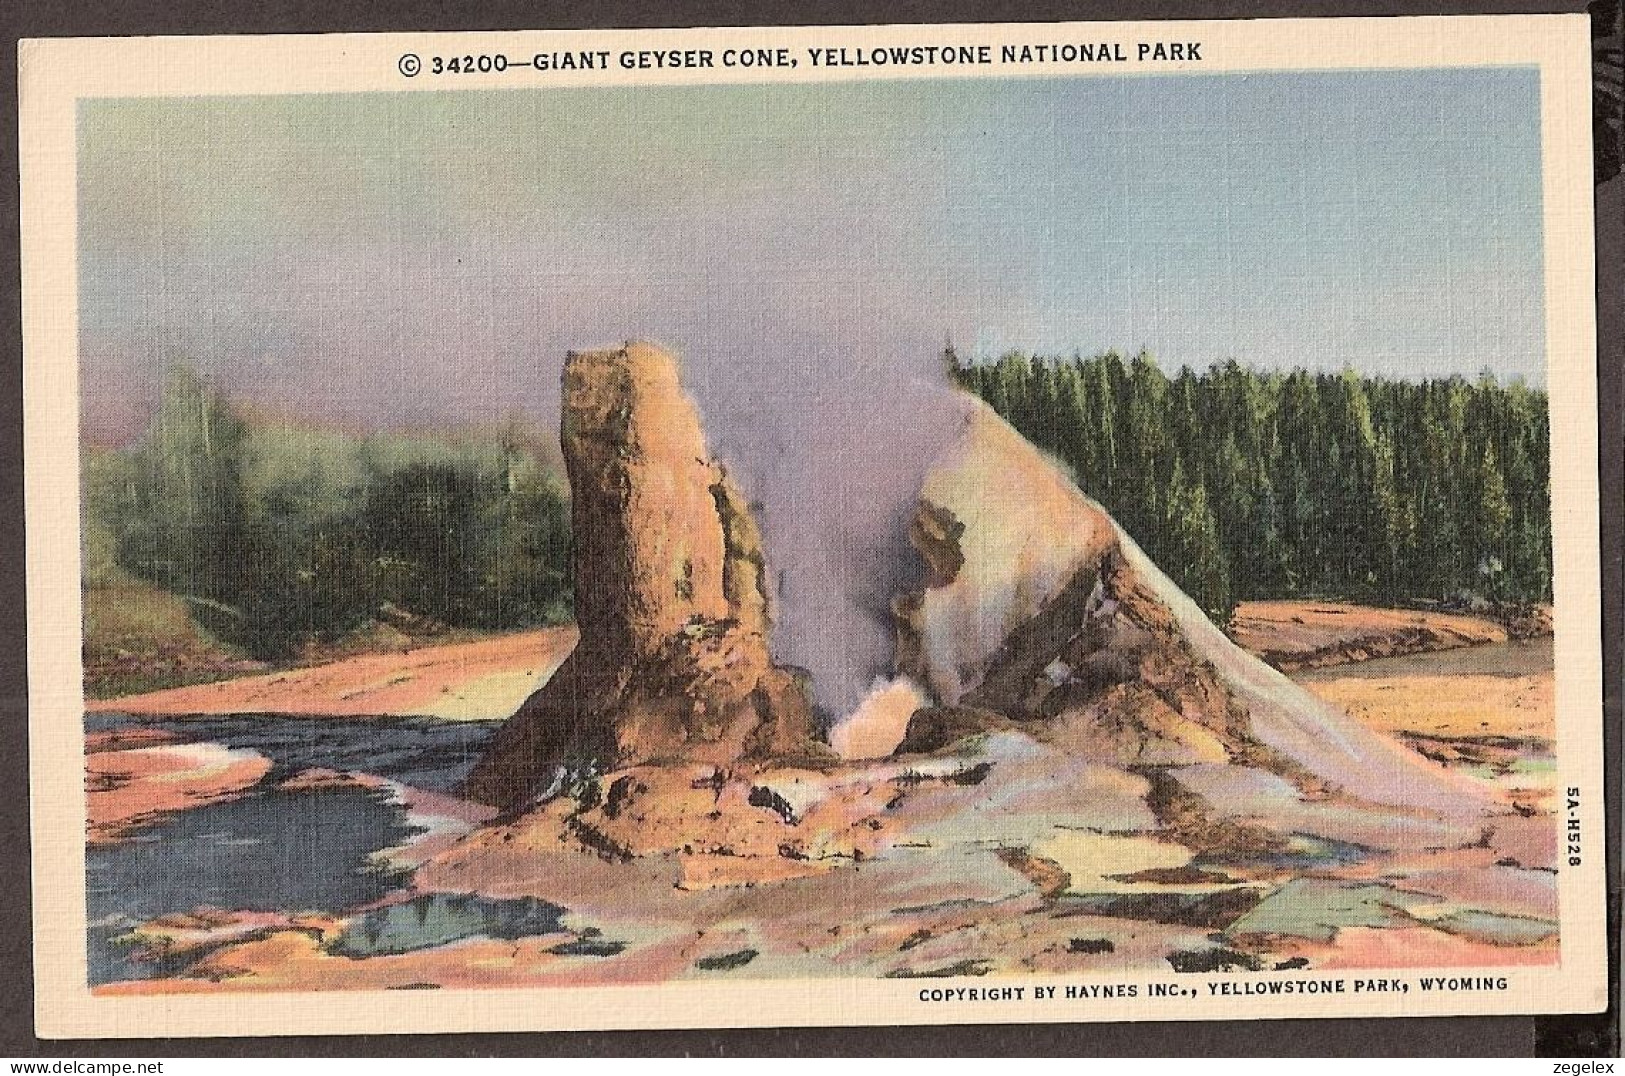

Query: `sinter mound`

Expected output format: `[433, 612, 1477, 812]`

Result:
[888, 402, 1489, 816]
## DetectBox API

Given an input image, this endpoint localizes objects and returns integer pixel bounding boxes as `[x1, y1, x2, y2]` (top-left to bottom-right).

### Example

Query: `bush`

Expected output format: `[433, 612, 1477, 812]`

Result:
[86, 363, 573, 661]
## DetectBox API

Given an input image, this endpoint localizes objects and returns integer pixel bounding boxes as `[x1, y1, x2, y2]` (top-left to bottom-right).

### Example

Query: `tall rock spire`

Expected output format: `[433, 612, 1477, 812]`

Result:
[464, 343, 820, 809]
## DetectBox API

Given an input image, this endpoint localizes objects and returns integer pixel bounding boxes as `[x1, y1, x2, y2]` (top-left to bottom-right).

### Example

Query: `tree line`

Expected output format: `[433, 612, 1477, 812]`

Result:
[952, 350, 1552, 622]
[83, 365, 573, 660]
[86, 354, 1552, 661]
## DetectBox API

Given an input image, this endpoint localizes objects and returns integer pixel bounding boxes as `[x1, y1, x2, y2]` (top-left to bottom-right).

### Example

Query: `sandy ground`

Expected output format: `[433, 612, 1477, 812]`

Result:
[89, 602, 1523, 725]
[1228, 601, 1507, 671]
[86, 627, 579, 721]
[1294, 640, 1555, 742]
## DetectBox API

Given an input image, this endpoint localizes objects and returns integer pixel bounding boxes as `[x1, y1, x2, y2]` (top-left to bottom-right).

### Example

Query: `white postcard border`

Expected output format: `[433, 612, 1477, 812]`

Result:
[19, 16, 1606, 1038]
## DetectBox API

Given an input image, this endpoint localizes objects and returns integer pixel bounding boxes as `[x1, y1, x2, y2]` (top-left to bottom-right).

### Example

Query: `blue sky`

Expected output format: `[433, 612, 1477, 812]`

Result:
[78, 67, 1544, 443]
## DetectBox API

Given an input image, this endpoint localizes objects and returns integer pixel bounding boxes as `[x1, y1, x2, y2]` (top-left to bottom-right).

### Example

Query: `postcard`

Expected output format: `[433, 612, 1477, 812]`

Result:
[19, 16, 1606, 1038]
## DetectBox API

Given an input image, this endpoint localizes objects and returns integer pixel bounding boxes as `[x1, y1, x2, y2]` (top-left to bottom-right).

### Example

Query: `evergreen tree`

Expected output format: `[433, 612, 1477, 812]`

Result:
[960, 351, 1551, 612]
[118, 364, 250, 606]
[1164, 462, 1232, 620]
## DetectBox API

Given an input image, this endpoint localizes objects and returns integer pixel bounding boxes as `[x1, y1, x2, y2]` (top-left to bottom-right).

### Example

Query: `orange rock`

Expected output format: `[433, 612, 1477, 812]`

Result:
[87, 627, 578, 720]
[1303, 926, 1558, 969]
[1228, 600, 1508, 672]
[86, 741, 272, 845]
[466, 345, 822, 808]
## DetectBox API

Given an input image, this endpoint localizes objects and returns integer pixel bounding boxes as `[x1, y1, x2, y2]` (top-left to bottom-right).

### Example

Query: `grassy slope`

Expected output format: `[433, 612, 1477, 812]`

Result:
[82, 572, 260, 698]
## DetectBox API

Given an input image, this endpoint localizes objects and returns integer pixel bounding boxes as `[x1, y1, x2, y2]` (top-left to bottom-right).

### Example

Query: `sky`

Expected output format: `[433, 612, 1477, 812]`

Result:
[76, 69, 1549, 712]
[78, 67, 1545, 445]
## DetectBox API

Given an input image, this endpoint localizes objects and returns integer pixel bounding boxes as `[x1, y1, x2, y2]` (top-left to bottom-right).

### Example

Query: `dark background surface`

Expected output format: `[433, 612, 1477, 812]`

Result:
[0, 0, 1618, 1058]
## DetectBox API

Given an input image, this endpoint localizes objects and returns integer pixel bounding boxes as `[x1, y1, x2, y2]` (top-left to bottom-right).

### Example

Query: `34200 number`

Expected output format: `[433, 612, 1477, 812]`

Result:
[431, 54, 510, 74]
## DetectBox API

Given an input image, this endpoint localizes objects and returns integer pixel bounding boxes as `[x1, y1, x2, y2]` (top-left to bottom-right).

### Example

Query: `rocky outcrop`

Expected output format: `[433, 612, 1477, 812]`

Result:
[891, 401, 1492, 816]
[890, 405, 1244, 766]
[464, 343, 821, 809]
[891, 412, 1119, 707]
[893, 502, 1262, 771]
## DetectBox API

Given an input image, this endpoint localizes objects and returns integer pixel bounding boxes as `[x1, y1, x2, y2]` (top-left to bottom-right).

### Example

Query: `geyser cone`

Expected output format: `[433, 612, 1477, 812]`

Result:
[464, 343, 821, 809]
[891, 400, 1493, 817]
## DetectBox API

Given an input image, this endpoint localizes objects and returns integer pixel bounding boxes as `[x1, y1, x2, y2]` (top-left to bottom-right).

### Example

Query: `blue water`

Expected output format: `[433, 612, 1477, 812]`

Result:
[85, 713, 500, 985]
[330, 893, 568, 958]
[83, 712, 499, 793]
